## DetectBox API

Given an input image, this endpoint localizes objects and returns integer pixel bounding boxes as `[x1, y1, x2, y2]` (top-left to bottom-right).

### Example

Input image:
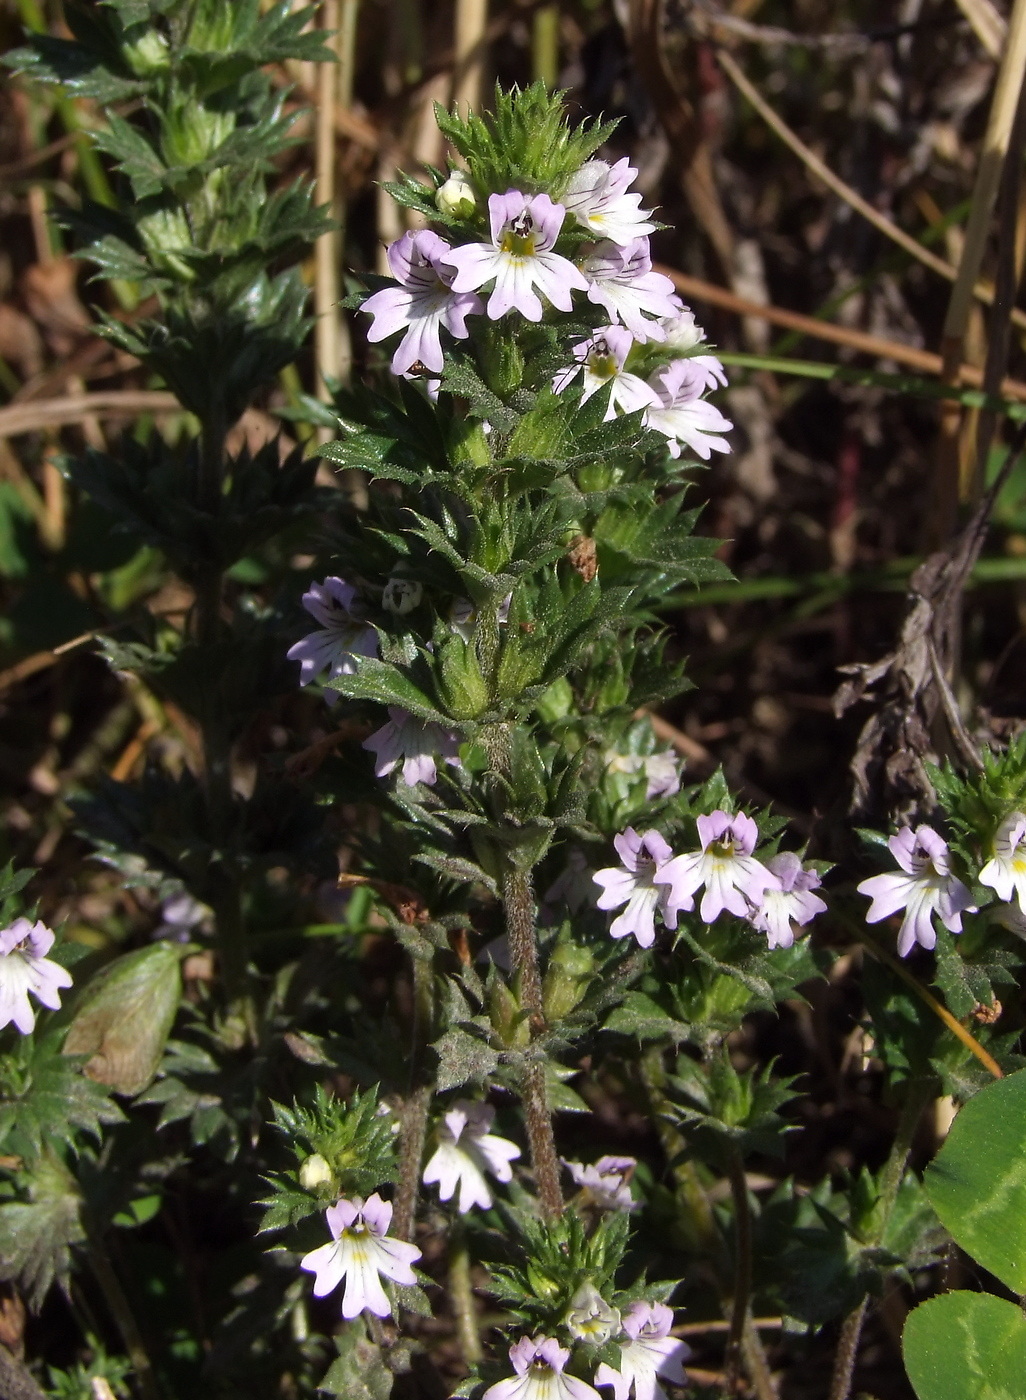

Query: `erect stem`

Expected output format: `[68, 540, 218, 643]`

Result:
[86, 1229, 161, 1400]
[448, 1219, 483, 1367]
[724, 1150, 754, 1397]
[501, 864, 562, 1220]
[826, 1075, 934, 1400]
[393, 954, 435, 1243]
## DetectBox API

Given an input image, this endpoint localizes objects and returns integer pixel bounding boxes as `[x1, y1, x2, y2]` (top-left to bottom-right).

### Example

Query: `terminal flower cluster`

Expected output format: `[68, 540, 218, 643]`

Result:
[356, 156, 732, 460]
[593, 811, 824, 949]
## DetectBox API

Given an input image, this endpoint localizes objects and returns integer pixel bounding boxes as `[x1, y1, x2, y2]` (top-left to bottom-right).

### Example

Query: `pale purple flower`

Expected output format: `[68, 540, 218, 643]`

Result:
[593, 828, 674, 948]
[361, 230, 482, 376]
[979, 812, 1026, 912]
[444, 190, 588, 321]
[0, 919, 72, 1035]
[750, 852, 827, 950]
[857, 825, 976, 957]
[553, 327, 659, 422]
[362, 706, 462, 787]
[581, 238, 681, 342]
[299, 1193, 421, 1319]
[659, 307, 707, 351]
[483, 1337, 602, 1400]
[655, 811, 779, 926]
[595, 1302, 691, 1400]
[565, 1155, 637, 1211]
[604, 750, 681, 801]
[422, 1100, 521, 1213]
[644, 359, 733, 461]
[545, 849, 596, 915]
[287, 577, 378, 693]
[566, 1283, 621, 1345]
[562, 158, 657, 246]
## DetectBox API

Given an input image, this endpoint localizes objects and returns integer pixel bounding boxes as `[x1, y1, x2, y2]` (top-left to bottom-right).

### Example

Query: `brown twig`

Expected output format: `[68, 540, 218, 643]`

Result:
[0, 390, 179, 440]
[655, 265, 1026, 398]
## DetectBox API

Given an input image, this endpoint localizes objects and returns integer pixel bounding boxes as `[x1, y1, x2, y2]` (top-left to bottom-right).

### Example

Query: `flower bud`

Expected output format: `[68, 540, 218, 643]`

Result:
[382, 578, 423, 615]
[542, 939, 594, 1022]
[122, 28, 170, 76]
[660, 308, 706, 351]
[435, 171, 477, 219]
[565, 1282, 621, 1345]
[298, 1153, 334, 1191]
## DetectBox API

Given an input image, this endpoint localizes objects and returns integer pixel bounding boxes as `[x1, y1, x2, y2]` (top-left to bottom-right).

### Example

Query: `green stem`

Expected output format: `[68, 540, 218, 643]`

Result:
[827, 1076, 935, 1400]
[86, 1231, 161, 1400]
[448, 1220, 483, 1367]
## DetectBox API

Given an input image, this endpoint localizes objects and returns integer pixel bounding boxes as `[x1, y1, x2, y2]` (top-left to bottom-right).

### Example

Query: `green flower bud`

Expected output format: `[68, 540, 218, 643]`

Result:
[122, 28, 169, 76]
[435, 171, 477, 220]
[542, 939, 594, 1022]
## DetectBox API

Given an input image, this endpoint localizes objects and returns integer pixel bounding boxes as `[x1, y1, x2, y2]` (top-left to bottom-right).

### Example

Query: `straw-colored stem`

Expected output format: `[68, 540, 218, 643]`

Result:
[315, 0, 343, 419]
[716, 47, 1026, 333]
[453, 0, 488, 116]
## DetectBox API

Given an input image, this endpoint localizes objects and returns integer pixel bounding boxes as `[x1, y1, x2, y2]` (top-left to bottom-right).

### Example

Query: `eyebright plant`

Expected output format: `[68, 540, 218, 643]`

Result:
[7, 18, 1026, 1400]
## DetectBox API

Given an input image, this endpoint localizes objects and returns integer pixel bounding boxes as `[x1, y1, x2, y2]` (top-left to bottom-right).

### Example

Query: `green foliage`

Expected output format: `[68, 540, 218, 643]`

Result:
[903, 1292, 1026, 1400]
[260, 1086, 398, 1230]
[665, 1048, 801, 1165]
[932, 732, 1026, 859]
[924, 1068, 1026, 1294]
[0, 1150, 84, 1311]
[0, 1028, 123, 1161]
[434, 81, 617, 201]
[488, 1207, 631, 1332]
[47, 1341, 133, 1400]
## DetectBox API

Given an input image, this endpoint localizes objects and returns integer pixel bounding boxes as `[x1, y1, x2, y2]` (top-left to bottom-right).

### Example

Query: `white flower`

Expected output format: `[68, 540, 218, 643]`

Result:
[0, 918, 72, 1035]
[422, 1100, 521, 1213]
[655, 810, 779, 926]
[593, 828, 675, 948]
[553, 327, 658, 422]
[595, 1302, 691, 1400]
[581, 238, 681, 342]
[750, 852, 827, 950]
[565, 1155, 637, 1211]
[562, 158, 657, 245]
[644, 360, 732, 461]
[484, 1337, 602, 1400]
[299, 1193, 421, 1319]
[979, 812, 1026, 912]
[659, 307, 706, 350]
[858, 825, 976, 958]
[286, 577, 378, 693]
[444, 190, 588, 321]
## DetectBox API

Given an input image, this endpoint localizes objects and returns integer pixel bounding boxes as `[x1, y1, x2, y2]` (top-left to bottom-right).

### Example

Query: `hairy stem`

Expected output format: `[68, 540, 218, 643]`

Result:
[725, 1150, 754, 1396]
[448, 1220, 483, 1367]
[827, 1076, 934, 1400]
[501, 864, 563, 1218]
[394, 1082, 432, 1243]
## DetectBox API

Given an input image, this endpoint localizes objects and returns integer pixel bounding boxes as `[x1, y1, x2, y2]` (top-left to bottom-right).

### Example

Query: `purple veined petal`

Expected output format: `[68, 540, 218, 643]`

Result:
[653, 852, 702, 926]
[857, 870, 917, 924]
[300, 577, 359, 628]
[937, 877, 976, 932]
[612, 827, 645, 871]
[696, 810, 732, 849]
[326, 1198, 361, 1237]
[360, 1192, 393, 1235]
[897, 886, 939, 957]
[400, 749, 438, 787]
[886, 826, 919, 874]
[386, 228, 452, 286]
[390, 310, 447, 376]
[980, 855, 1015, 902]
[445, 242, 503, 294]
[362, 285, 417, 342]
[641, 829, 673, 866]
[27, 958, 73, 1010]
[300, 1239, 346, 1296]
[442, 289, 485, 338]
[609, 887, 660, 946]
[728, 812, 760, 856]
[478, 1132, 521, 1181]
[911, 824, 950, 873]
[372, 1234, 422, 1284]
[530, 250, 589, 311]
[509, 1337, 538, 1375]
[341, 1242, 391, 1319]
[423, 1142, 462, 1201]
[593, 868, 638, 910]
[594, 1362, 632, 1400]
